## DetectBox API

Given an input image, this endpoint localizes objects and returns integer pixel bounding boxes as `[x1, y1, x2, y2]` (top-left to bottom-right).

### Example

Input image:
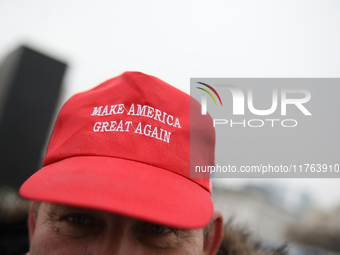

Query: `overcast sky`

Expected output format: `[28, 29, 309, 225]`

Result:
[1, 0, 340, 209]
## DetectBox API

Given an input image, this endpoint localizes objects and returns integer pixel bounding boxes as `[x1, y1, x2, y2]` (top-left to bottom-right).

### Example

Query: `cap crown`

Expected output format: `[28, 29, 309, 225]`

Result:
[44, 72, 215, 192]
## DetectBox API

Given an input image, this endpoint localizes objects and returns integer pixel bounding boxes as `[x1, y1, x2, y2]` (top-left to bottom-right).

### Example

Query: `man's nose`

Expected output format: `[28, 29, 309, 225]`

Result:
[93, 222, 139, 255]
[95, 236, 137, 255]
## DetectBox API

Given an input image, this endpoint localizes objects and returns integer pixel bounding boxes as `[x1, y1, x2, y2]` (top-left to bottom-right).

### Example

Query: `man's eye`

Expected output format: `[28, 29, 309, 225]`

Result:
[67, 214, 90, 224]
[136, 223, 178, 249]
[55, 213, 98, 238]
[147, 225, 171, 234]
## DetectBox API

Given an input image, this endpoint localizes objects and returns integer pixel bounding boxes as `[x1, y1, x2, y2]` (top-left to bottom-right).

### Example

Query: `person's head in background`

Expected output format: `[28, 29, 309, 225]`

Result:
[20, 72, 223, 255]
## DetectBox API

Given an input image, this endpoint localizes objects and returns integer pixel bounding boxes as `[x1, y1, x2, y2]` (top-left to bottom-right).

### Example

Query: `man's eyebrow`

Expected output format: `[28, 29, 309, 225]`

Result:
[44, 203, 68, 217]
[135, 221, 198, 237]
[47, 203, 68, 211]
[46, 203, 105, 218]
[46, 203, 85, 215]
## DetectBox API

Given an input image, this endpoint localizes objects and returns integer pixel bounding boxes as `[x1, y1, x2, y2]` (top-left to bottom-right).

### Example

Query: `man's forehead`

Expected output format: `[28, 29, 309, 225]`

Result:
[42, 203, 131, 219]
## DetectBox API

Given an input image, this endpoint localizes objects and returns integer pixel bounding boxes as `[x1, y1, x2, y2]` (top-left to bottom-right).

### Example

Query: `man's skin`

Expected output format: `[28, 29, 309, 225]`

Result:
[27, 203, 223, 255]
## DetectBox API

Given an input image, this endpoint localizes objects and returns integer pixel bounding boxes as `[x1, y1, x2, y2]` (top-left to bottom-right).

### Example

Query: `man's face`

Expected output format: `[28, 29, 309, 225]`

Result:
[29, 203, 208, 255]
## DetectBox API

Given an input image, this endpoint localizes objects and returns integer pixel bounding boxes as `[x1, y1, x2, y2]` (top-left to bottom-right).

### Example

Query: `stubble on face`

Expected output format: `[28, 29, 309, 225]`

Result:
[29, 203, 205, 255]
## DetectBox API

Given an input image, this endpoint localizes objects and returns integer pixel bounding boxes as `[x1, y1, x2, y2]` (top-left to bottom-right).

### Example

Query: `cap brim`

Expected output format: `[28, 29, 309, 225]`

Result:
[19, 156, 213, 229]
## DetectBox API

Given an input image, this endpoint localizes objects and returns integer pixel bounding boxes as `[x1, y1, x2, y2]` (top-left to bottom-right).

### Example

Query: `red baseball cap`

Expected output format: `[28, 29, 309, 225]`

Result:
[19, 71, 215, 229]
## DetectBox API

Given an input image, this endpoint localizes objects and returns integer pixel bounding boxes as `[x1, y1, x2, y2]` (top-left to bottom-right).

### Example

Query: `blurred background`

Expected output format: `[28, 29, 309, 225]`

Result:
[0, 0, 340, 254]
